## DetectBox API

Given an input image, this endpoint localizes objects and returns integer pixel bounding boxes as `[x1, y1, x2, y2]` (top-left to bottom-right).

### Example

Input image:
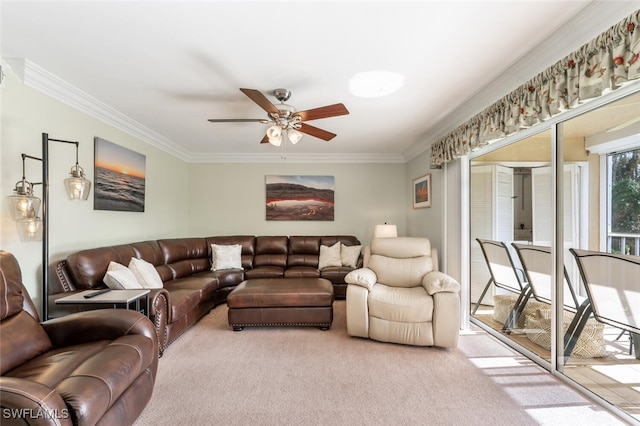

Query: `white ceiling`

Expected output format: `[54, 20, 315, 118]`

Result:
[2, 1, 637, 163]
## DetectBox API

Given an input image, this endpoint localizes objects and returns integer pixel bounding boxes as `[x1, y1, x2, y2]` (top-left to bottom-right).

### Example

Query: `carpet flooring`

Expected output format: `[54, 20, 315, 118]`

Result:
[134, 301, 628, 425]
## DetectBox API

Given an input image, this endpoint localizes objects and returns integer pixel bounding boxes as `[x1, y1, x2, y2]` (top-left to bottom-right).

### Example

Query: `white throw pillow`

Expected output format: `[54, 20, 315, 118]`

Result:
[211, 244, 243, 271]
[104, 261, 142, 289]
[318, 242, 342, 269]
[341, 244, 362, 268]
[128, 258, 164, 289]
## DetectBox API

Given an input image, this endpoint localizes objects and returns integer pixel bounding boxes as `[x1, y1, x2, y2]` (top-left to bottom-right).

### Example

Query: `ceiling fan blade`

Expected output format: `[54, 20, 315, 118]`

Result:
[260, 134, 270, 144]
[240, 88, 280, 114]
[295, 103, 349, 121]
[207, 118, 268, 123]
[299, 123, 336, 141]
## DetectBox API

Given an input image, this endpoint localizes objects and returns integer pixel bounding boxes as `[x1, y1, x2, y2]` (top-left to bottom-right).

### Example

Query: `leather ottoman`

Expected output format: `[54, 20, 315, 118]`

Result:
[227, 278, 334, 330]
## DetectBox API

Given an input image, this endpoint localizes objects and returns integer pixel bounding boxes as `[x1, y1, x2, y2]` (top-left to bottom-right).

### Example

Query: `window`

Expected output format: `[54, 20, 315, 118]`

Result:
[607, 148, 640, 255]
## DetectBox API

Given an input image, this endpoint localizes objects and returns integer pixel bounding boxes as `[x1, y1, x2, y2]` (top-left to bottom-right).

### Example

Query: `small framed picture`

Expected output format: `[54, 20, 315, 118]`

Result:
[413, 173, 431, 208]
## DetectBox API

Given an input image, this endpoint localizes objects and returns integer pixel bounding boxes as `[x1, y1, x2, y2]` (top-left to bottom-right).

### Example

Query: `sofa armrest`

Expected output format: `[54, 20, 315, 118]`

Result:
[148, 288, 169, 355]
[345, 268, 377, 291]
[422, 271, 460, 295]
[42, 309, 158, 351]
[0, 377, 72, 425]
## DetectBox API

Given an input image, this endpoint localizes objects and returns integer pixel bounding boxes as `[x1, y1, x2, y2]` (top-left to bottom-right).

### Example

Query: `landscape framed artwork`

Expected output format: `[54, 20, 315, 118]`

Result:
[413, 173, 431, 208]
[94, 137, 146, 212]
[266, 175, 334, 221]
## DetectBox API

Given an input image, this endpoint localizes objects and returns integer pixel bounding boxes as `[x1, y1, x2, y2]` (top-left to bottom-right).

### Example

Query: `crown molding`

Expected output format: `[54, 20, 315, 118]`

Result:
[6, 57, 408, 164]
[186, 151, 406, 164]
[5, 57, 192, 161]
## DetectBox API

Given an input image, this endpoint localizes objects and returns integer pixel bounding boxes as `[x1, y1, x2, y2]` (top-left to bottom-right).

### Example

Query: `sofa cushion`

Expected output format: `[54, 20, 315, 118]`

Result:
[201, 269, 244, 289]
[369, 285, 433, 323]
[211, 244, 243, 271]
[284, 266, 321, 279]
[164, 277, 218, 302]
[252, 236, 288, 269]
[206, 236, 256, 270]
[0, 311, 53, 375]
[104, 262, 143, 289]
[129, 258, 164, 289]
[319, 242, 342, 269]
[157, 238, 208, 265]
[157, 238, 209, 279]
[66, 244, 138, 289]
[341, 244, 362, 268]
[368, 254, 432, 288]
[320, 266, 356, 284]
[0, 252, 53, 374]
[244, 266, 285, 279]
[287, 236, 321, 268]
[162, 287, 202, 321]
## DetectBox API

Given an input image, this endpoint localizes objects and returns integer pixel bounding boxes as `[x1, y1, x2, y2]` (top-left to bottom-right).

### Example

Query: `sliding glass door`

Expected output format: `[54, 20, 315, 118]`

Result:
[468, 90, 640, 422]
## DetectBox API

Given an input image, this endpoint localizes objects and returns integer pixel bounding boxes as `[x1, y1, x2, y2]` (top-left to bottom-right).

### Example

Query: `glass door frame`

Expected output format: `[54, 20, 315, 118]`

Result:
[463, 80, 640, 424]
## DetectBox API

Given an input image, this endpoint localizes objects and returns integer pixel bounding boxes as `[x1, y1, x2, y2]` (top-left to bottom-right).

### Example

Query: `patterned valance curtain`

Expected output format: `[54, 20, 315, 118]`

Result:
[430, 10, 640, 168]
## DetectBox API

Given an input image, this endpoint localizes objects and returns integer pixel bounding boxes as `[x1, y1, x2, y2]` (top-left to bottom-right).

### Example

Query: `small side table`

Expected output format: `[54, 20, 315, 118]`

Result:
[55, 289, 150, 317]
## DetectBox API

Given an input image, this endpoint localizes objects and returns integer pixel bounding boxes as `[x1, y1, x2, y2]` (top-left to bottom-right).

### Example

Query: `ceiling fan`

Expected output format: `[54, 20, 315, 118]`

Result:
[207, 88, 349, 146]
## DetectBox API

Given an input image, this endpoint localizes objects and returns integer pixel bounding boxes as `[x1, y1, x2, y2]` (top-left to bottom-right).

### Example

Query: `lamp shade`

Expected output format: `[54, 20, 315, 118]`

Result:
[373, 224, 398, 238]
[64, 166, 91, 201]
[64, 176, 91, 201]
[288, 129, 303, 144]
[16, 218, 43, 242]
[267, 125, 283, 146]
[7, 193, 41, 220]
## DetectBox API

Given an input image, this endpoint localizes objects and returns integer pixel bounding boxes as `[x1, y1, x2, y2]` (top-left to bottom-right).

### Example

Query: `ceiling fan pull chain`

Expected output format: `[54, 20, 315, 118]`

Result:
[281, 138, 287, 160]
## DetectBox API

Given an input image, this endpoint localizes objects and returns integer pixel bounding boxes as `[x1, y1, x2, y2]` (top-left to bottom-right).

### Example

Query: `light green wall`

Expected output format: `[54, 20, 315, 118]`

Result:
[406, 149, 443, 265]
[1, 60, 429, 315]
[187, 162, 406, 247]
[1, 61, 190, 312]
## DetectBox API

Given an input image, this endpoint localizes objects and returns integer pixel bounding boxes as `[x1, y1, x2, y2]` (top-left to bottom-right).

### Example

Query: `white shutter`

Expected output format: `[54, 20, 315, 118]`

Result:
[495, 165, 514, 242]
[470, 165, 513, 305]
[532, 166, 552, 245]
[470, 165, 493, 305]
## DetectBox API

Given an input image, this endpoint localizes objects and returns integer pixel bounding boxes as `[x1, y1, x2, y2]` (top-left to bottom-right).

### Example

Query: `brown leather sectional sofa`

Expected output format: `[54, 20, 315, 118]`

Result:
[49, 235, 362, 354]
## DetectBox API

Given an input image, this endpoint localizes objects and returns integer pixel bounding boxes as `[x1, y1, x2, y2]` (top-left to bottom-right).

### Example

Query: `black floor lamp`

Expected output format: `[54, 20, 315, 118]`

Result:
[6, 133, 92, 320]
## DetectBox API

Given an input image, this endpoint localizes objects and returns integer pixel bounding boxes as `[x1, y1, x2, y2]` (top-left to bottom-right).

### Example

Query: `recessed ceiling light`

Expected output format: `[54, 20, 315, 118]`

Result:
[349, 70, 405, 98]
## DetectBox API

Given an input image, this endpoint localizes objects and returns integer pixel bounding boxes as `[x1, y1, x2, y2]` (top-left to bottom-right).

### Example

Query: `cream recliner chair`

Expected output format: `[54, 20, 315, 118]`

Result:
[345, 237, 460, 347]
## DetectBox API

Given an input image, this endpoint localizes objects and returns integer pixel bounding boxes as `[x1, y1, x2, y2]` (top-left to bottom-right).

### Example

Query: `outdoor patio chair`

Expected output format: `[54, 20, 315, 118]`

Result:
[474, 238, 531, 332]
[569, 248, 640, 360]
[511, 243, 581, 310]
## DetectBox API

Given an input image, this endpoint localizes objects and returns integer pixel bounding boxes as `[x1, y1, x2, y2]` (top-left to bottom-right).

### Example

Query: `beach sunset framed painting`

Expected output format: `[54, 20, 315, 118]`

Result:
[94, 137, 146, 212]
[413, 173, 431, 208]
[266, 175, 334, 221]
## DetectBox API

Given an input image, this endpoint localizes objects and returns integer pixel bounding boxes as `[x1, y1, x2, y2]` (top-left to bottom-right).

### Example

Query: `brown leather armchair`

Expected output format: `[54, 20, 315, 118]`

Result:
[0, 250, 158, 425]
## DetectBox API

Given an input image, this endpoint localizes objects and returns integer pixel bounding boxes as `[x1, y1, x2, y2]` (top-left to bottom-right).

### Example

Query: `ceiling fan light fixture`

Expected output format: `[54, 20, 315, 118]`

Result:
[269, 135, 282, 147]
[288, 129, 303, 144]
[349, 70, 405, 98]
[266, 125, 283, 146]
[267, 124, 282, 139]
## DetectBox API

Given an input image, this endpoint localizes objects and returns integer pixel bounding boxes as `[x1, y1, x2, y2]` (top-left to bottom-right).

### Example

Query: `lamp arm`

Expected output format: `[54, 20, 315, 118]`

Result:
[40, 135, 82, 321]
